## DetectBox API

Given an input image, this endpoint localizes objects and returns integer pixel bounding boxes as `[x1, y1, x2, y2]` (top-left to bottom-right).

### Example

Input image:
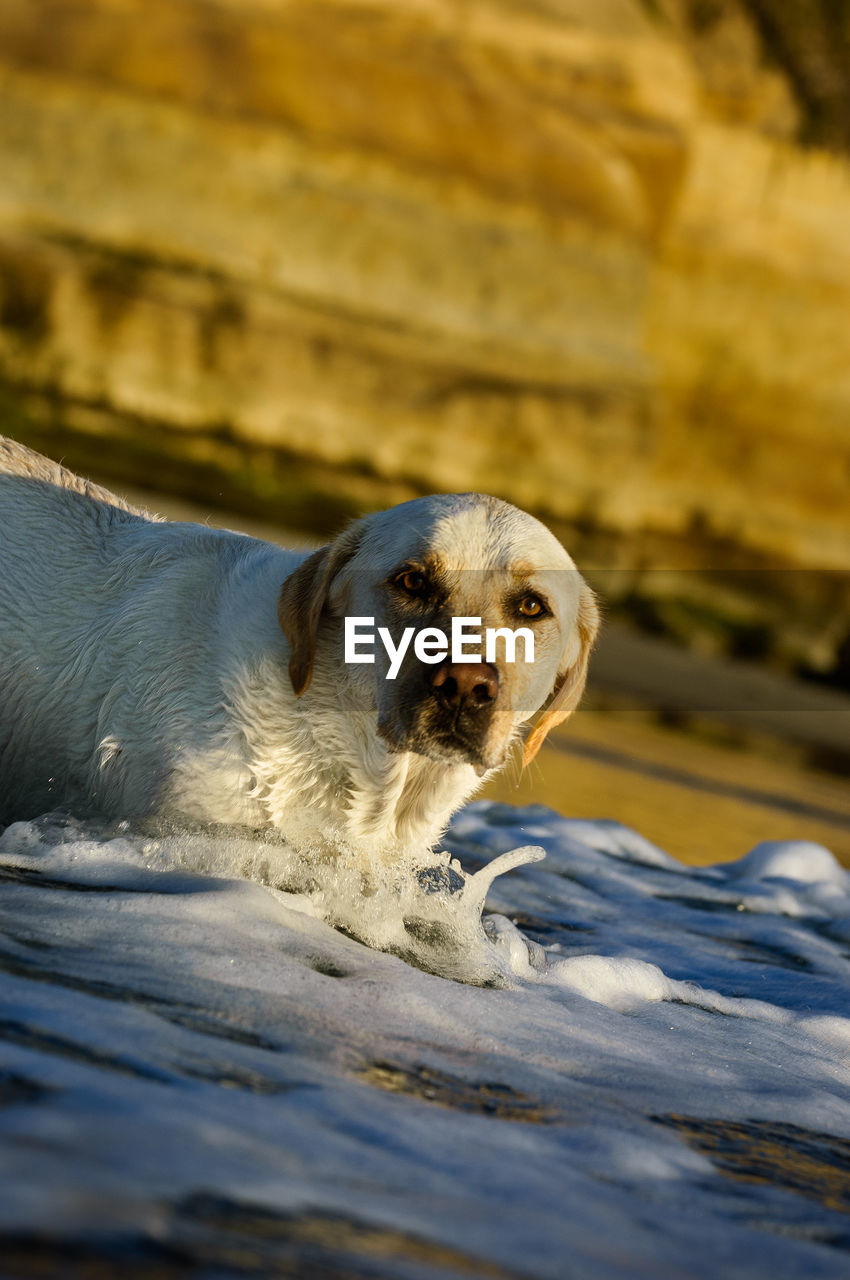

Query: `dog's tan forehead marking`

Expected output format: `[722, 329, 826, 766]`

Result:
[505, 561, 538, 579]
[421, 550, 446, 577]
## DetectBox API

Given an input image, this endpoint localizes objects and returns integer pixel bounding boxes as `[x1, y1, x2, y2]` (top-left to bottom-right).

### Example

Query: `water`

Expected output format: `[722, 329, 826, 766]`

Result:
[1, 802, 850, 1277]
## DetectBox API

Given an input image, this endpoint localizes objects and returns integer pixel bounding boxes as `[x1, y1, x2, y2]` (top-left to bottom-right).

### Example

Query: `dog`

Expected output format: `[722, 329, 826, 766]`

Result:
[0, 437, 598, 868]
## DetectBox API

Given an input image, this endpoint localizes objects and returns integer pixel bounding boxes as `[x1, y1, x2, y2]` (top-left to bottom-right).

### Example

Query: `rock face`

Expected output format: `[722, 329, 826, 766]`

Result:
[0, 1, 848, 606]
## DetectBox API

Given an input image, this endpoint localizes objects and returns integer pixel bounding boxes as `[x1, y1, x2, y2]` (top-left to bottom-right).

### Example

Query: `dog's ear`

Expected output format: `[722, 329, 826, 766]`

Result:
[277, 522, 364, 697]
[522, 580, 599, 767]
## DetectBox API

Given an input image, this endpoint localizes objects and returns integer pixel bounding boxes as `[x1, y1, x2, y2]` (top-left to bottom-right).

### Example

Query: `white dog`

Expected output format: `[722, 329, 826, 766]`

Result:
[0, 437, 598, 868]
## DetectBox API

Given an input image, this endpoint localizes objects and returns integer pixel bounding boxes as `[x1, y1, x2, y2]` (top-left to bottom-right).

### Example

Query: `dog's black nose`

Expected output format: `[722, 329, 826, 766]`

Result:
[430, 661, 499, 710]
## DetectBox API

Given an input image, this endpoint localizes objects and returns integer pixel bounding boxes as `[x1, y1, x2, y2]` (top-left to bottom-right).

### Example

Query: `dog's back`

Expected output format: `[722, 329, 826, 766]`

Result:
[0, 437, 144, 513]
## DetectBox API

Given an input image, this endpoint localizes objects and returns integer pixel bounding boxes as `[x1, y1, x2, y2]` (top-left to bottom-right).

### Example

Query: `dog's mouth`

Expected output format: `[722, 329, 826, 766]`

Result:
[377, 717, 505, 772]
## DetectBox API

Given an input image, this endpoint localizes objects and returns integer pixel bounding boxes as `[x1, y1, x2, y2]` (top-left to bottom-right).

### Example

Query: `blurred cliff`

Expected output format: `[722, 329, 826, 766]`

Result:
[0, 0, 848, 680]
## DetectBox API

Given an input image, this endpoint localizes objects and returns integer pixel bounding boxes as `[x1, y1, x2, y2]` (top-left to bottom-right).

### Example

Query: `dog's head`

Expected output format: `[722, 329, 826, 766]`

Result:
[277, 494, 598, 772]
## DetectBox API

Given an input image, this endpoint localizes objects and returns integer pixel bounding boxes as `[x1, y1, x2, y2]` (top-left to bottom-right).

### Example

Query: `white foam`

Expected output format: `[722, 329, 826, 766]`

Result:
[547, 954, 674, 1010]
[725, 839, 846, 887]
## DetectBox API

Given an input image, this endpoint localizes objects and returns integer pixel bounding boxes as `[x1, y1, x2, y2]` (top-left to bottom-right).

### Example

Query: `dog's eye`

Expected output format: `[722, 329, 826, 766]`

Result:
[393, 569, 427, 596]
[517, 594, 548, 618]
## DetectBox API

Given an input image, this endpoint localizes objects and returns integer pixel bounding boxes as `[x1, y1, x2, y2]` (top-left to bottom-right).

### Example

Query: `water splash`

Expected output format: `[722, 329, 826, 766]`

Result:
[0, 813, 548, 985]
